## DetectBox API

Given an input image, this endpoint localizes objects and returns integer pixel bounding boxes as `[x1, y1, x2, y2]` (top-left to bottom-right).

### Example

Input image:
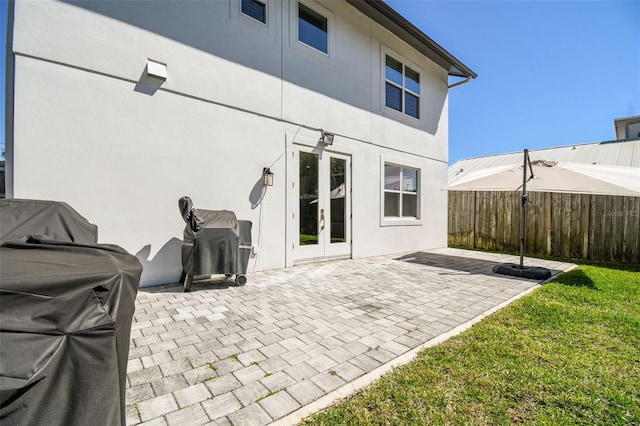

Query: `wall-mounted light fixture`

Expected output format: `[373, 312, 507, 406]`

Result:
[319, 131, 334, 146]
[263, 167, 274, 186]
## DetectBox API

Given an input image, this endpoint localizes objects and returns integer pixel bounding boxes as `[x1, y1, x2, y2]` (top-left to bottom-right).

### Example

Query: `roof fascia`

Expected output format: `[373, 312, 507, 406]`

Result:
[345, 0, 477, 79]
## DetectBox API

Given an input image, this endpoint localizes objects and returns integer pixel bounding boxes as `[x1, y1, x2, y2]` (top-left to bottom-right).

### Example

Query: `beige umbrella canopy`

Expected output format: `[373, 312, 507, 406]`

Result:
[447, 150, 640, 278]
[448, 161, 640, 197]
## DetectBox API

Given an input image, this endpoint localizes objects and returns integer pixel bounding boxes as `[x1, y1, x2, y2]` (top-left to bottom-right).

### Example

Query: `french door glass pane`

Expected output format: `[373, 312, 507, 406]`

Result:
[300, 152, 319, 245]
[330, 157, 346, 243]
[405, 92, 419, 118]
[298, 3, 328, 53]
[384, 192, 400, 217]
[385, 83, 402, 112]
[402, 193, 418, 217]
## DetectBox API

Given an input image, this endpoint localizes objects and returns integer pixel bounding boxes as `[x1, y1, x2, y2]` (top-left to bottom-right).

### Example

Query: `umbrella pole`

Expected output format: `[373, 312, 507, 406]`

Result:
[492, 149, 551, 280]
[519, 149, 528, 269]
[493, 150, 552, 280]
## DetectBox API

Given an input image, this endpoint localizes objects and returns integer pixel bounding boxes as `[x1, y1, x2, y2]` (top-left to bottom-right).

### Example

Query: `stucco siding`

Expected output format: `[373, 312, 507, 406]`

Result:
[9, 0, 452, 286]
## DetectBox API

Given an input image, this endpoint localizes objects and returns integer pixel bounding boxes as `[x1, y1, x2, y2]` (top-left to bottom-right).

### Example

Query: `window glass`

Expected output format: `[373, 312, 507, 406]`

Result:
[402, 194, 418, 217]
[385, 56, 403, 86]
[241, 0, 266, 24]
[384, 55, 420, 119]
[330, 157, 346, 243]
[384, 164, 419, 219]
[405, 66, 420, 94]
[300, 152, 319, 245]
[405, 93, 419, 119]
[402, 168, 417, 192]
[384, 164, 401, 191]
[298, 3, 328, 53]
[385, 83, 402, 112]
[384, 193, 400, 217]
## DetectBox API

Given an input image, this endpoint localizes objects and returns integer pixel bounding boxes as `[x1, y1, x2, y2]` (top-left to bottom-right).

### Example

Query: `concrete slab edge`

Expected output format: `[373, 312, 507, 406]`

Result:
[272, 263, 578, 426]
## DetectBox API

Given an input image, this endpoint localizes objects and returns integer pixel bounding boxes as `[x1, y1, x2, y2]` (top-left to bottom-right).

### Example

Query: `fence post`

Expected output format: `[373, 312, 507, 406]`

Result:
[472, 191, 477, 249]
[545, 192, 552, 255]
[582, 194, 590, 260]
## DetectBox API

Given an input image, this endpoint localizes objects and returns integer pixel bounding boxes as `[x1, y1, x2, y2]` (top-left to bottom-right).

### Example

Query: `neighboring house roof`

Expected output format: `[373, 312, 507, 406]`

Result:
[448, 139, 640, 186]
[347, 0, 477, 79]
[614, 115, 640, 140]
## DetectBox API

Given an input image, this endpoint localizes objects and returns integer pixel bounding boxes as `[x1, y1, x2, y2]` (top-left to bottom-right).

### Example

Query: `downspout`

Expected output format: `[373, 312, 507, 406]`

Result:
[447, 74, 472, 89]
[4, 0, 16, 198]
[447, 73, 472, 249]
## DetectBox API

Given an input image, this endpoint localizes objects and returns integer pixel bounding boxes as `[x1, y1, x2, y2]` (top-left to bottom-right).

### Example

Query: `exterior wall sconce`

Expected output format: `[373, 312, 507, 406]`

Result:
[320, 131, 334, 146]
[263, 167, 274, 186]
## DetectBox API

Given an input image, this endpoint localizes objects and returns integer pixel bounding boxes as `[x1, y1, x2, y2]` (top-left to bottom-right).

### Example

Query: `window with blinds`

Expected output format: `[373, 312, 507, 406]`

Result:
[385, 55, 420, 119]
[241, 0, 266, 24]
[298, 2, 328, 54]
[384, 164, 418, 218]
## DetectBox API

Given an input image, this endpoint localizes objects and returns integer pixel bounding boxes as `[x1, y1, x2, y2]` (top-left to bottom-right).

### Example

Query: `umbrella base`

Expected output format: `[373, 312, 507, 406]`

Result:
[492, 263, 552, 280]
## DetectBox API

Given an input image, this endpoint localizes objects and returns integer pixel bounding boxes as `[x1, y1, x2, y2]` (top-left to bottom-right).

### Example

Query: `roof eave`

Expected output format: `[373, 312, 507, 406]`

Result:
[346, 0, 477, 79]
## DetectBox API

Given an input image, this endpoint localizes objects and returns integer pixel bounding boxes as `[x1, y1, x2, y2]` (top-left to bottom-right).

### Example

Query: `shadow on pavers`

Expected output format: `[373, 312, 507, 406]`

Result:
[394, 252, 564, 280]
[139, 276, 233, 294]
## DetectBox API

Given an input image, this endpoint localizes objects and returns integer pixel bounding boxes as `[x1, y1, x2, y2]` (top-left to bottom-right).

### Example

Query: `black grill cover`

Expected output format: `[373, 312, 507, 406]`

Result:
[0, 199, 98, 244]
[0, 200, 142, 426]
[179, 196, 251, 276]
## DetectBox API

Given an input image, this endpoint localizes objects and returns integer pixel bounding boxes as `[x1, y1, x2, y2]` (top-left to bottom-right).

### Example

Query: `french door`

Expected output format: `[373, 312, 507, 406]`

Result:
[293, 147, 351, 262]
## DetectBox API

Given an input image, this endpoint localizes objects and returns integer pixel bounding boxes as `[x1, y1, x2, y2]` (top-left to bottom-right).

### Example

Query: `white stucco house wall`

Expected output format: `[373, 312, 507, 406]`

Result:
[4, 0, 476, 286]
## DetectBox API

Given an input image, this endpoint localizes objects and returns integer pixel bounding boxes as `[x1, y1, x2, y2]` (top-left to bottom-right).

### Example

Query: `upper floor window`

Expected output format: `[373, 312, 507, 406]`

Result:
[298, 2, 328, 54]
[384, 164, 419, 218]
[385, 55, 420, 119]
[241, 0, 266, 24]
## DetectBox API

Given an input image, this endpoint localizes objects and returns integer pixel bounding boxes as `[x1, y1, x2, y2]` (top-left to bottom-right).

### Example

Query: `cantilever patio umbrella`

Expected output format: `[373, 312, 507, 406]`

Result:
[447, 149, 640, 278]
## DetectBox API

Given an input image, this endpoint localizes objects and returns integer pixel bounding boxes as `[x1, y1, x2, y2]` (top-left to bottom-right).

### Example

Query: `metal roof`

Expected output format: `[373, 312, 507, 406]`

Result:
[346, 0, 477, 79]
[448, 139, 640, 186]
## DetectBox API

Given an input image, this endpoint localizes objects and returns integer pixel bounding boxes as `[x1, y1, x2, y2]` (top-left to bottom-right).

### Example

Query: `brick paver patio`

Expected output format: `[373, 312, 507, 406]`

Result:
[125, 248, 575, 425]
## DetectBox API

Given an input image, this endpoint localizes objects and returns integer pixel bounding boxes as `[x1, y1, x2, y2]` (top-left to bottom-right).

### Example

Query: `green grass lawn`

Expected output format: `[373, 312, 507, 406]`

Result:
[302, 263, 640, 425]
[300, 234, 319, 245]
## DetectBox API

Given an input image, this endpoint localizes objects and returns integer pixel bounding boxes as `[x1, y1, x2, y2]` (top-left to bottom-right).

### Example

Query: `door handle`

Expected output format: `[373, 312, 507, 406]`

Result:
[320, 209, 325, 231]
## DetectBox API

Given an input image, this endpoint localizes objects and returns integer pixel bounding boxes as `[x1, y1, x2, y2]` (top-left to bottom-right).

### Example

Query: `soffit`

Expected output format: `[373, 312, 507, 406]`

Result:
[346, 0, 477, 79]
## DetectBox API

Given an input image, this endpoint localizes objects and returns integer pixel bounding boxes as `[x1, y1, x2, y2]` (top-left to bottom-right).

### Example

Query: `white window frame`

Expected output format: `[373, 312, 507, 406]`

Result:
[241, 0, 267, 24]
[289, 0, 334, 63]
[381, 47, 423, 123]
[380, 157, 423, 227]
[230, 0, 277, 38]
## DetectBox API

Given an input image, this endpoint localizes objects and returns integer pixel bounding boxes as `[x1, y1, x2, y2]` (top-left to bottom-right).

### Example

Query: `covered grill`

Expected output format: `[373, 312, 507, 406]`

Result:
[0, 199, 142, 426]
[178, 196, 252, 291]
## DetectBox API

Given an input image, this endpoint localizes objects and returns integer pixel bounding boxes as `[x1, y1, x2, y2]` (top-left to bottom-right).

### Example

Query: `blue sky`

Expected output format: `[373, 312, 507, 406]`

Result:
[1, 1, 639, 163]
[386, 0, 640, 163]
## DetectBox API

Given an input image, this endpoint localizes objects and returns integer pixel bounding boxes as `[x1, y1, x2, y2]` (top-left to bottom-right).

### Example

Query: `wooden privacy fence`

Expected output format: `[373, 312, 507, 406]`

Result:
[448, 191, 640, 263]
